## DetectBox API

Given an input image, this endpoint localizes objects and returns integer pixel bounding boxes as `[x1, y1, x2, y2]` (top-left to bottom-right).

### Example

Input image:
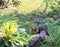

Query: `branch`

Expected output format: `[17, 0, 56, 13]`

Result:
[0, 0, 9, 9]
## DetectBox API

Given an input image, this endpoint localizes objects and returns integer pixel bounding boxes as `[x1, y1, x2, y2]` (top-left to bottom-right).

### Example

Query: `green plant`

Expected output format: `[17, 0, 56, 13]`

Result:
[42, 19, 60, 47]
[12, 0, 21, 6]
[0, 16, 17, 25]
[0, 22, 33, 47]
[0, 22, 22, 47]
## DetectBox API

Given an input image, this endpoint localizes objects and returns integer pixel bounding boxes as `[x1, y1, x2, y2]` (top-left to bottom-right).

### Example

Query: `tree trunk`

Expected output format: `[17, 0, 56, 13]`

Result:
[28, 30, 49, 47]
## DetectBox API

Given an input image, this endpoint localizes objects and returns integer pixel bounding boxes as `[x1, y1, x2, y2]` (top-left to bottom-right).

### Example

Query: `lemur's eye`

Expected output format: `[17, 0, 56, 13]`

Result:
[34, 21, 37, 23]
[37, 22, 40, 25]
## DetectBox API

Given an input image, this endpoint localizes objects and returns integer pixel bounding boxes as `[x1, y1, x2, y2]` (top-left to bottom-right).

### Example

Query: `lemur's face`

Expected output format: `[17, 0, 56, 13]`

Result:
[34, 20, 40, 25]
[30, 20, 41, 34]
[30, 20, 46, 34]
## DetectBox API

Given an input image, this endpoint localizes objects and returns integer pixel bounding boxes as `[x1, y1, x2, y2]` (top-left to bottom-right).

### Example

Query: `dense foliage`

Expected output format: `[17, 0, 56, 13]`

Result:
[0, 0, 60, 47]
[41, 19, 60, 47]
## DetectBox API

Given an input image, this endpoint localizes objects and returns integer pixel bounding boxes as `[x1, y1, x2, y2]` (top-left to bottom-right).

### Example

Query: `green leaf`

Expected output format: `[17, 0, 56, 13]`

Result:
[0, 41, 4, 47]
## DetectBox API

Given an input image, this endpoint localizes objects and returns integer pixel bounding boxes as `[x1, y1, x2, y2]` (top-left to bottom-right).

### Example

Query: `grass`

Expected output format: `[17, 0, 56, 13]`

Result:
[0, 0, 60, 47]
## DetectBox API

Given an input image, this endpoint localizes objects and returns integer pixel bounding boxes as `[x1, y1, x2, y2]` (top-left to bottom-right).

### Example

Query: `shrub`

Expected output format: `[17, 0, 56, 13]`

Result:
[0, 22, 32, 47]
